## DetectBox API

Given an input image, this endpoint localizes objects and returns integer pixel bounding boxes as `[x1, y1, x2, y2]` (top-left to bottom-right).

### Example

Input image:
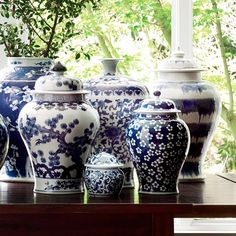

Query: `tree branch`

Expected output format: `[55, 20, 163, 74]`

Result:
[28, 0, 52, 29]
[43, 10, 59, 57]
[210, 0, 234, 113]
[13, 2, 47, 44]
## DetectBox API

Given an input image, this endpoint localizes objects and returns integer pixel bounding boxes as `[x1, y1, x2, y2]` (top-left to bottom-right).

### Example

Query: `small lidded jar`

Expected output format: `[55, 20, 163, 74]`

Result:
[127, 93, 190, 194]
[84, 152, 124, 197]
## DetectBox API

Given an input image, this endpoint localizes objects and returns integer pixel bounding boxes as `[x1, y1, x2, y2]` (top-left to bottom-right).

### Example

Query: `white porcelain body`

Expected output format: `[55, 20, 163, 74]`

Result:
[18, 94, 100, 194]
[84, 59, 149, 188]
[151, 76, 221, 181]
[0, 57, 52, 182]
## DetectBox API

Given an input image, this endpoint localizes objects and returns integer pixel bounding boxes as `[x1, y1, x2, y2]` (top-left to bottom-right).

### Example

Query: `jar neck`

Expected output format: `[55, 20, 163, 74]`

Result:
[158, 71, 201, 82]
[101, 59, 120, 76]
[7, 57, 52, 68]
[33, 93, 85, 103]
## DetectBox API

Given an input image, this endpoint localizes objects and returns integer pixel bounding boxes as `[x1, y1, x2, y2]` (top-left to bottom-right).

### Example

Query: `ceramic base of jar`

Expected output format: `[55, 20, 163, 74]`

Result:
[34, 177, 84, 194]
[179, 175, 206, 183]
[122, 167, 134, 188]
[139, 190, 179, 195]
[0, 176, 34, 183]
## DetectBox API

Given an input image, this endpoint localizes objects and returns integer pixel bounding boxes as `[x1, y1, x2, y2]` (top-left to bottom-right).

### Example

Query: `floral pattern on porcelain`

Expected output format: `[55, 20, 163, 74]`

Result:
[127, 97, 190, 194]
[18, 62, 100, 193]
[19, 100, 99, 194]
[84, 152, 124, 197]
[84, 59, 149, 188]
[0, 115, 9, 169]
[84, 169, 124, 197]
[86, 151, 121, 166]
[0, 58, 52, 181]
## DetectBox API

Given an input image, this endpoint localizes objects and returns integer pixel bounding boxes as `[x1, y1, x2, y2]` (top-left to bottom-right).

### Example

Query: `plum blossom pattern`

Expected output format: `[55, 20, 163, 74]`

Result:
[19, 111, 96, 180]
[127, 114, 189, 194]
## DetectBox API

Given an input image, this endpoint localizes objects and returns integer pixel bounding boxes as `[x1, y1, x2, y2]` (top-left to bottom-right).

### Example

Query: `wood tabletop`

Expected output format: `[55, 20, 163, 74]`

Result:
[0, 174, 236, 236]
[0, 174, 236, 216]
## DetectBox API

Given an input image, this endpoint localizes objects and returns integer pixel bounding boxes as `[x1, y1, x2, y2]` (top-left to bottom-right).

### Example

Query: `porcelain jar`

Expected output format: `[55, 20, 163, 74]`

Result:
[151, 52, 221, 182]
[18, 62, 100, 194]
[84, 152, 124, 197]
[127, 96, 190, 194]
[84, 58, 149, 187]
[0, 115, 9, 170]
[0, 57, 52, 182]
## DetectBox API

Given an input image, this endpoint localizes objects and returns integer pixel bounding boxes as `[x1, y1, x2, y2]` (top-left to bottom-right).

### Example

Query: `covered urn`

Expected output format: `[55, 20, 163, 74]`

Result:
[18, 62, 100, 194]
[127, 94, 190, 194]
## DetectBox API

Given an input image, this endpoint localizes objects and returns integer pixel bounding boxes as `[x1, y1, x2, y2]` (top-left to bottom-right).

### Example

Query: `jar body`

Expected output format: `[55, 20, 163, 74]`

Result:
[152, 79, 221, 181]
[84, 75, 149, 187]
[0, 115, 9, 170]
[18, 99, 100, 194]
[127, 114, 190, 194]
[84, 167, 124, 197]
[0, 57, 52, 182]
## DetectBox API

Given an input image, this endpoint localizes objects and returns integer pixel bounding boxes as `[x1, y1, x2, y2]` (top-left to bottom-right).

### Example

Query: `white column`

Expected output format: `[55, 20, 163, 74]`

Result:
[171, 0, 193, 59]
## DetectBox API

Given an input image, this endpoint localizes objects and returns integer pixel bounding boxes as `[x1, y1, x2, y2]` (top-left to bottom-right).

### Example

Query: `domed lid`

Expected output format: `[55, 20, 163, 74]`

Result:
[158, 50, 202, 72]
[34, 61, 86, 93]
[135, 91, 180, 114]
[85, 152, 124, 169]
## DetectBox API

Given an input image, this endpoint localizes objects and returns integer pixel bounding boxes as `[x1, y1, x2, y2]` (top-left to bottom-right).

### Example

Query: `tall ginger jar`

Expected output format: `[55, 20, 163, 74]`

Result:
[151, 51, 221, 182]
[84, 58, 149, 187]
[0, 57, 52, 182]
[18, 62, 100, 194]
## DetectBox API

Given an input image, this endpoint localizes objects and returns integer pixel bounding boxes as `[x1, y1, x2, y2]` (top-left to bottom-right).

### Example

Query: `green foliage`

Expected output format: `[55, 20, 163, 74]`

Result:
[0, 23, 29, 57]
[218, 139, 236, 171]
[0, 0, 100, 58]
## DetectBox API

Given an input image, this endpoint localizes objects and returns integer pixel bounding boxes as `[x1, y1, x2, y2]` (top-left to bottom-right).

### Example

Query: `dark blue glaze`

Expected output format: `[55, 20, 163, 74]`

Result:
[174, 99, 216, 117]
[0, 61, 52, 179]
[127, 117, 189, 193]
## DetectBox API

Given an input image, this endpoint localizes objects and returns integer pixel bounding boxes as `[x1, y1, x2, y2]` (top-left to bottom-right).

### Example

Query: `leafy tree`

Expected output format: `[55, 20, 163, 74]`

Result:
[194, 0, 236, 172]
[0, 0, 99, 58]
[59, 0, 171, 80]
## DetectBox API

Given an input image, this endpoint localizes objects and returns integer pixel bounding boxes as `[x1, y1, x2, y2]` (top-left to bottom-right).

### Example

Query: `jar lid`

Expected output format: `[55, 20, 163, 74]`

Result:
[34, 61, 86, 93]
[158, 50, 202, 72]
[135, 92, 180, 114]
[85, 152, 124, 169]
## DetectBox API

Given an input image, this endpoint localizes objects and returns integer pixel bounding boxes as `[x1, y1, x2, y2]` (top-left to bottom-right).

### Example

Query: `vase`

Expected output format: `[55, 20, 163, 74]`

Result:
[151, 51, 221, 181]
[84, 58, 149, 187]
[0, 57, 52, 182]
[0, 115, 9, 170]
[127, 96, 190, 194]
[84, 152, 124, 197]
[18, 62, 100, 194]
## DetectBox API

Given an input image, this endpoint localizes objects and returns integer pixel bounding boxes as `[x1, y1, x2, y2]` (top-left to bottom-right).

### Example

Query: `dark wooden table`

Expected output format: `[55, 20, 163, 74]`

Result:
[0, 174, 236, 236]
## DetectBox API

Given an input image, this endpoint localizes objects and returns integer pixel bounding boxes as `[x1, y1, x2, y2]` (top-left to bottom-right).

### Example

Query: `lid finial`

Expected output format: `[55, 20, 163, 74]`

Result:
[51, 61, 67, 72]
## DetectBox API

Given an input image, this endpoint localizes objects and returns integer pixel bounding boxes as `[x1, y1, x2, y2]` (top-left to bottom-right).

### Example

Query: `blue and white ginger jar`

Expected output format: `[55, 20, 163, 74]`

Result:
[151, 51, 221, 182]
[84, 152, 124, 197]
[127, 96, 190, 194]
[18, 62, 100, 194]
[0, 57, 52, 182]
[84, 58, 149, 187]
